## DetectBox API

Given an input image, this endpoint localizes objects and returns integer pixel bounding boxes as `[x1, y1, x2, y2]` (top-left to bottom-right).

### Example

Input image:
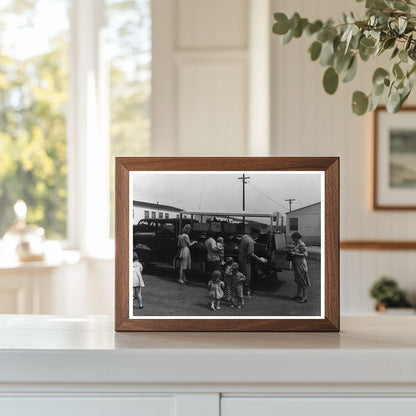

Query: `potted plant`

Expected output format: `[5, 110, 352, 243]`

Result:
[369, 276, 412, 312]
[272, 0, 416, 115]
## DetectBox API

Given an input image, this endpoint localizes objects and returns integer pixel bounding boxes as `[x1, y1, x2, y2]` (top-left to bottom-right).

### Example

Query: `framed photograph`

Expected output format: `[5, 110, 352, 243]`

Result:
[115, 157, 339, 331]
[374, 106, 416, 209]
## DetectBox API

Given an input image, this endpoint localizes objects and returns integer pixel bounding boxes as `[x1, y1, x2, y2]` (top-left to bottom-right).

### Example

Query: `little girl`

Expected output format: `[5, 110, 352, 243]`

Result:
[223, 257, 234, 304]
[230, 262, 246, 309]
[216, 236, 225, 265]
[208, 270, 224, 311]
[133, 251, 145, 309]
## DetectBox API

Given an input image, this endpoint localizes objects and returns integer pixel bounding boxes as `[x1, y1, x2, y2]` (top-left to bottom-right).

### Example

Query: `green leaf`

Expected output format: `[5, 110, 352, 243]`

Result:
[342, 56, 358, 83]
[273, 13, 290, 35]
[334, 52, 350, 72]
[282, 29, 293, 44]
[320, 40, 335, 66]
[398, 17, 407, 34]
[372, 68, 389, 86]
[383, 37, 396, 50]
[359, 44, 375, 61]
[309, 41, 322, 61]
[386, 87, 401, 113]
[369, 92, 383, 111]
[360, 37, 375, 48]
[399, 50, 408, 63]
[323, 67, 339, 94]
[352, 91, 369, 115]
[307, 20, 323, 35]
[393, 63, 404, 79]
[293, 18, 309, 38]
[391, 47, 399, 59]
[374, 82, 385, 96]
[366, 0, 388, 10]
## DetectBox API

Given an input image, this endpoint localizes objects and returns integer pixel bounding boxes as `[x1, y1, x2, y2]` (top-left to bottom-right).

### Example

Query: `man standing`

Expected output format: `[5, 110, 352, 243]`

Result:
[205, 230, 221, 275]
[238, 226, 267, 297]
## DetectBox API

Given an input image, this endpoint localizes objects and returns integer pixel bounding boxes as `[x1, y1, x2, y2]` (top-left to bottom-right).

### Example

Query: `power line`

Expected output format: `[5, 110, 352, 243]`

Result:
[247, 183, 288, 211]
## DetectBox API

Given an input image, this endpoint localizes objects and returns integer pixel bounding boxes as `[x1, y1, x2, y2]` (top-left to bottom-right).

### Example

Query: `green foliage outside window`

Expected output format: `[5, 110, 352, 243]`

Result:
[0, 1, 69, 238]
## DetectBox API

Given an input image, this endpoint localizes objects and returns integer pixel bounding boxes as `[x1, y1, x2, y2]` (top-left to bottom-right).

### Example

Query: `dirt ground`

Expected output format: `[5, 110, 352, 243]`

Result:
[133, 259, 322, 317]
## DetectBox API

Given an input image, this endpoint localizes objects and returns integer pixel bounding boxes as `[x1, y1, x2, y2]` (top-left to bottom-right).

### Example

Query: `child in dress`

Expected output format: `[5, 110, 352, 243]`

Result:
[133, 251, 145, 309]
[223, 257, 234, 304]
[216, 236, 225, 265]
[208, 270, 224, 311]
[230, 262, 246, 309]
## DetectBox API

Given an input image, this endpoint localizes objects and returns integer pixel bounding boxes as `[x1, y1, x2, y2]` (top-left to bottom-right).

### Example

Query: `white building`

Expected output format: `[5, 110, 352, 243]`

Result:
[132, 201, 183, 225]
[286, 202, 321, 246]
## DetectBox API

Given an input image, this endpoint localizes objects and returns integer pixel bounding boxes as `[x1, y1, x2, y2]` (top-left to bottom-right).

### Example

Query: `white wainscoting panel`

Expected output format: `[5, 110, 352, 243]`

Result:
[177, 0, 248, 49]
[177, 60, 247, 156]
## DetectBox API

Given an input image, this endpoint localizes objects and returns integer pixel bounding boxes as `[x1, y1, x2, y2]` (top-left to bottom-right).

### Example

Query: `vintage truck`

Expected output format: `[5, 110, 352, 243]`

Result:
[132, 211, 291, 278]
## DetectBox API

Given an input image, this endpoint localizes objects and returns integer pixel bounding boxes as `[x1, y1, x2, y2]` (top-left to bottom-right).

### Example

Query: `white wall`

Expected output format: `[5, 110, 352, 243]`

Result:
[270, 0, 416, 313]
[150, 0, 416, 314]
[47, 0, 415, 317]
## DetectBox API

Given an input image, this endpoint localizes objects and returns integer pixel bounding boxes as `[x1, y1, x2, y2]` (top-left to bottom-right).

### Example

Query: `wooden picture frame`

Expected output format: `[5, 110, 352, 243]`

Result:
[373, 106, 416, 210]
[115, 157, 339, 332]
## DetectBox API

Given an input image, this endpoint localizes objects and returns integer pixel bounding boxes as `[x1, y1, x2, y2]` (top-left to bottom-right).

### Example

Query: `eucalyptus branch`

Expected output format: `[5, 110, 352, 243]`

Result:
[272, 0, 416, 115]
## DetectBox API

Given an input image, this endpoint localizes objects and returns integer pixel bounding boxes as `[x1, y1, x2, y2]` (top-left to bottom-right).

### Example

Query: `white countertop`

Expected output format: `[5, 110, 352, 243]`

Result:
[0, 315, 415, 387]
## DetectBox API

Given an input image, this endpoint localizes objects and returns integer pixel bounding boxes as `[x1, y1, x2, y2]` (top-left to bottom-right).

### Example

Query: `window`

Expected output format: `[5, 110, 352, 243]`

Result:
[165, 213, 169, 219]
[158, 212, 163, 219]
[159, 222, 174, 234]
[0, 0, 151, 254]
[289, 218, 299, 231]
[0, 0, 70, 239]
[144, 210, 149, 219]
[151, 211, 156, 219]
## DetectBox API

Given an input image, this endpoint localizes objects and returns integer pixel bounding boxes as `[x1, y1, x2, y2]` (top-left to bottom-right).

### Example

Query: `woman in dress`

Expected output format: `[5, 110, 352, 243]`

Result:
[289, 232, 310, 303]
[177, 224, 196, 284]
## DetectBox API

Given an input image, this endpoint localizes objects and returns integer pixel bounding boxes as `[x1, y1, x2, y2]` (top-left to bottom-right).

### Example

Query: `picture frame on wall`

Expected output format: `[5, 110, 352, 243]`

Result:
[115, 157, 339, 332]
[374, 106, 416, 210]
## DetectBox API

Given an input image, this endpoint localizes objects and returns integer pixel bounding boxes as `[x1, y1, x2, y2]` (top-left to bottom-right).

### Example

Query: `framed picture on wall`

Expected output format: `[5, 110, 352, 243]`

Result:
[115, 157, 339, 332]
[374, 106, 416, 209]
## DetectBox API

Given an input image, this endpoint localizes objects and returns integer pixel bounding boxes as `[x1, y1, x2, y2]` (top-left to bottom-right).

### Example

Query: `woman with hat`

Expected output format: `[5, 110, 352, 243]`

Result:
[289, 232, 310, 303]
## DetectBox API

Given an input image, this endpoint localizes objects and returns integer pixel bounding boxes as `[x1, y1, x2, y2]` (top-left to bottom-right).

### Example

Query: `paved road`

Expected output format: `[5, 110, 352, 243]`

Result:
[133, 260, 321, 317]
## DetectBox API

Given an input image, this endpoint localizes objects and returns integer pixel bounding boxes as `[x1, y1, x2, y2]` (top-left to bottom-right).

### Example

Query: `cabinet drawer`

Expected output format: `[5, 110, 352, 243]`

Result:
[0, 396, 174, 416]
[222, 397, 416, 416]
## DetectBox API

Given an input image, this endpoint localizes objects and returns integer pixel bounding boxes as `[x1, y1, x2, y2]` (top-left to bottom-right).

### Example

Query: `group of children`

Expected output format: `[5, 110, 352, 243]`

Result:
[133, 249, 249, 313]
[207, 257, 247, 311]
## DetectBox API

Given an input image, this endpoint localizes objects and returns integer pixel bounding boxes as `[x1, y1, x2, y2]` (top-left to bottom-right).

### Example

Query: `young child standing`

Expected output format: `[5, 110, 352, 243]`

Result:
[133, 251, 145, 309]
[223, 257, 234, 304]
[216, 236, 225, 265]
[230, 262, 246, 309]
[208, 270, 224, 311]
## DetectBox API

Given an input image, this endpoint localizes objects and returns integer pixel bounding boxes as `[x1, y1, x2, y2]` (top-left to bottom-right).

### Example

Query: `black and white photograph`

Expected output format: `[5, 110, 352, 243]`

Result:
[129, 171, 324, 319]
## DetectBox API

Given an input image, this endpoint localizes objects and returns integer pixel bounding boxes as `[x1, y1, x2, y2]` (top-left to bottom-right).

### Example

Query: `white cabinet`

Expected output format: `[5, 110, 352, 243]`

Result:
[1, 316, 416, 416]
[222, 398, 416, 416]
[1, 396, 175, 416]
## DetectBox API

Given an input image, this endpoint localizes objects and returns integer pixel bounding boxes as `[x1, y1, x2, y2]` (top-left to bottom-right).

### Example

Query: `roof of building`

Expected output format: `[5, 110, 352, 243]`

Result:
[133, 200, 183, 212]
[286, 202, 321, 215]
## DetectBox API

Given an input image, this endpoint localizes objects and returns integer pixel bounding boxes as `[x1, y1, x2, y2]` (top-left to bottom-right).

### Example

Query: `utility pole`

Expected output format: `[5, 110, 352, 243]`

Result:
[238, 174, 250, 211]
[285, 198, 296, 212]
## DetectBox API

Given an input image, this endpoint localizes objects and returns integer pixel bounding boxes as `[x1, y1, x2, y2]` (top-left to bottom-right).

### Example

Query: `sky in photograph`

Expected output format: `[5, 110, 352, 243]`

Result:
[132, 172, 322, 219]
